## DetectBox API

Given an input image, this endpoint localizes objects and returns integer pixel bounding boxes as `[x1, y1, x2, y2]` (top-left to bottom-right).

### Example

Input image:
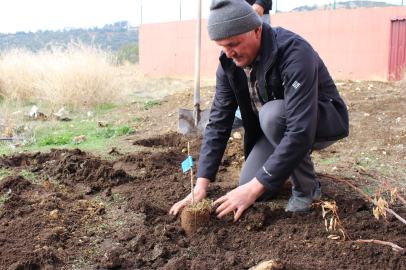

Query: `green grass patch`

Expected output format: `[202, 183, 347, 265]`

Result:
[19, 170, 36, 180]
[139, 100, 166, 110]
[0, 169, 13, 180]
[94, 125, 134, 139]
[320, 157, 341, 165]
[93, 103, 120, 115]
[37, 132, 77, 147]
[0, 193, 9, 214]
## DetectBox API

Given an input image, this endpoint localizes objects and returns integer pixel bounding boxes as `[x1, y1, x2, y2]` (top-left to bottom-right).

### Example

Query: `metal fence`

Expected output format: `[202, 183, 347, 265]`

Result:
[136, 0, 404, 26]
[275, 0, 404, 13]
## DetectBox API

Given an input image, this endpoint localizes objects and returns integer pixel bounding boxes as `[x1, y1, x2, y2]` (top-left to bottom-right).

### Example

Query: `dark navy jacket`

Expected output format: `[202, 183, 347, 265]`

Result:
[196, 23, 349, 191]
[245, 0, 272, 14]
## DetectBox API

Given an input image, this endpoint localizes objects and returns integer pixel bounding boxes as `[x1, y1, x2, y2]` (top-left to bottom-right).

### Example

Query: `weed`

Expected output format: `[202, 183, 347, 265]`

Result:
[92, 195, 102, 202]
[114, 221, 124, 226]
[95, 103, 119, 112]
[89, 223, 109, 232]
[113, 193, 125, 201]
[140, 100, 166, 110]
[320, 157, 340, 165]
[73, 257, 89, 265]
[184, 248, 199, 259]
[94, 125, 134, 139]
[185, 198, 214, 212]
[36, 133, 74, 146]
[0, 169, 12, 180]
[20, 170, 35, 180]
[0, 193, 9, 211]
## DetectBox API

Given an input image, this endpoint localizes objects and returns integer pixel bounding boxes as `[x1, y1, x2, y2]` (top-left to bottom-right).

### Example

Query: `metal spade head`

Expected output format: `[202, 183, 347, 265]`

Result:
[178, 104, 210, 137]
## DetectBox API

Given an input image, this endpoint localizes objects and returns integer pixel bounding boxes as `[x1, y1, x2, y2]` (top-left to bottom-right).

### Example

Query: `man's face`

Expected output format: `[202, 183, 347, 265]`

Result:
[215, 27, 262, 67]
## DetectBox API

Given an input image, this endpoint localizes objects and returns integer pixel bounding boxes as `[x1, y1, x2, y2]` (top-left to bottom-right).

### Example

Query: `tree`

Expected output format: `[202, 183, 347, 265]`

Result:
[117, 42, 139, 64]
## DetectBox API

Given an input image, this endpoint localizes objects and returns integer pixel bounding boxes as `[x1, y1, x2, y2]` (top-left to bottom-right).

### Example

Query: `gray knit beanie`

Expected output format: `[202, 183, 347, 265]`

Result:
[207, 0, 262, 40]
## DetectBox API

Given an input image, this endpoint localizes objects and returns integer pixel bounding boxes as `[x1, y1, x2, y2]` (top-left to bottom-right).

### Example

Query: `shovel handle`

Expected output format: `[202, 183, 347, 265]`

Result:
[194, 0, 202, 106]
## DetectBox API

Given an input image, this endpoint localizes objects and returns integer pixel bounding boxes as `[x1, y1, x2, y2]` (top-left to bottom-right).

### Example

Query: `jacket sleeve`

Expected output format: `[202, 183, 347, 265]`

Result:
[254, 0, 272, 11]
[196, 63, 238, 182]
[255, 39, 318, 191]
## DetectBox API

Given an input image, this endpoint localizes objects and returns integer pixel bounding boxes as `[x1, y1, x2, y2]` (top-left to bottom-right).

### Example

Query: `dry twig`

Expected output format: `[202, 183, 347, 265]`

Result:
[320, 174, 406, 225]
[314, 201, 351, 241]
[382, 181, 406, 206]
[355, 239, 404, 251]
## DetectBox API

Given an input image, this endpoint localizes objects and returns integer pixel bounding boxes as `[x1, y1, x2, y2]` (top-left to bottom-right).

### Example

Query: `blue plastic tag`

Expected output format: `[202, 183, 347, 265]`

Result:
[181, 156, 194, 173]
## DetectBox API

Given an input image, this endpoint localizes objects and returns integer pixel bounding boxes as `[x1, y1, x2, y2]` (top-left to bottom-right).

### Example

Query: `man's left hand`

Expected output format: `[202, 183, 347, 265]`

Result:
[214, 178, 267, 222]
[252, 4, 265, 17]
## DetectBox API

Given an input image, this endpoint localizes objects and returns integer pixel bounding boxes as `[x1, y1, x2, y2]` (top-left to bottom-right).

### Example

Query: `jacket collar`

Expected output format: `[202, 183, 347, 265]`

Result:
[257, 23, 278, 77]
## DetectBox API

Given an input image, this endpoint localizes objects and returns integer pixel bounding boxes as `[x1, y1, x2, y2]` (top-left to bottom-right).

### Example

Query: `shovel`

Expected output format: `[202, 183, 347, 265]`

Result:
[178, 0, 210, 136]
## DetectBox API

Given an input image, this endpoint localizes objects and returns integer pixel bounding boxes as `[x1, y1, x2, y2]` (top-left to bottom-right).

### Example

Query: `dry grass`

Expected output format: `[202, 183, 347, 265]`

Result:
[119, 63, 216, 102]
[0, 46, 216, 111]
[0, 43, 128, 111]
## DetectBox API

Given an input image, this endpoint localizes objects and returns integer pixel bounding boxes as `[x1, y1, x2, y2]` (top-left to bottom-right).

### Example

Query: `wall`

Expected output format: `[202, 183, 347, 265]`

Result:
[139, 20, 221, 79]
[139, 6, 406, 81]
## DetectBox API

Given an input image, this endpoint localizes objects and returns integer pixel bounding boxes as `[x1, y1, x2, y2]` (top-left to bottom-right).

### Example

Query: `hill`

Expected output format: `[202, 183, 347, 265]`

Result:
[0, 21, 138, 52]
[291, 1, 396, 12]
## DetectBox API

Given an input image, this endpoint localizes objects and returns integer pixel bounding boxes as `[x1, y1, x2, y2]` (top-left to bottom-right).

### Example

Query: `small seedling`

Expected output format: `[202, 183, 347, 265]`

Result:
[180, 139, 212, 235]
[185, 198, 214, 212]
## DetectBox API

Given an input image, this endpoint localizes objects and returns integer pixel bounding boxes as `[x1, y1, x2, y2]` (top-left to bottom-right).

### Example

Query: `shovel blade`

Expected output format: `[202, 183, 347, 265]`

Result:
[178, 109, 210, 136]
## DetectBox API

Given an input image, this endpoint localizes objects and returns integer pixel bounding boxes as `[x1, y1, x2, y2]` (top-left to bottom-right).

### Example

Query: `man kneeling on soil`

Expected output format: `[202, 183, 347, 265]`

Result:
[170, 0, 349, 221]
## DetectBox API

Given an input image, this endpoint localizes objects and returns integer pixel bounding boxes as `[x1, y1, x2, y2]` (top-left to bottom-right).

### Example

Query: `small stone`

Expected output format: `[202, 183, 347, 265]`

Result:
[364, 113, 370, 117]
[98, 121, 109, 127]
[73, 135, 87, 142]
[358, 166, 366, 173]
[49, 209, 59, 219]
[249, 259, 283, 270]
[233, 132, 242, 139]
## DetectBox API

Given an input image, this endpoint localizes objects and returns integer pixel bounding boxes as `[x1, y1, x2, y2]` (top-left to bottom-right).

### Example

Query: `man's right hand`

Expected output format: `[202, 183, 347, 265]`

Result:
[169, 177, 211, 216]
[252, 4, 265, 17]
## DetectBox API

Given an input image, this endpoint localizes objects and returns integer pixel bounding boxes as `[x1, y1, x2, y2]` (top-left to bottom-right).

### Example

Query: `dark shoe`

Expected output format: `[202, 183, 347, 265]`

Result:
[285, 181, 321, 213]
[232, 117, 243, 130]
[285, 195, 313, 213]
[311, 182, 322, 200]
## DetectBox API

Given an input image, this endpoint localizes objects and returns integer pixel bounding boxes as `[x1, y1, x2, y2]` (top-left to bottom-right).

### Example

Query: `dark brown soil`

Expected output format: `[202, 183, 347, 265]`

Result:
[0, 80, 406, 269]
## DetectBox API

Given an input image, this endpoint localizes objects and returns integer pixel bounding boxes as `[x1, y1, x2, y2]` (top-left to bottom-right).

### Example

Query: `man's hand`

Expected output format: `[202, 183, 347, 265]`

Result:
[252, 4, 265, 17]
[214, 178, 267, 222]
[169, 177, 211, 216]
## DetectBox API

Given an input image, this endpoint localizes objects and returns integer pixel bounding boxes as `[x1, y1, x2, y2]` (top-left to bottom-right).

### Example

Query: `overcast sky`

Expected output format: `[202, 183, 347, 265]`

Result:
[0, 0, 403, 34]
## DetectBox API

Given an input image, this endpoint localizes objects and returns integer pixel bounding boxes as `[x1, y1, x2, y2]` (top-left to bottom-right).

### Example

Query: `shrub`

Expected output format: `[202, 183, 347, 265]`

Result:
[117, 42, 139, 64]
[0, 43, 128, 110]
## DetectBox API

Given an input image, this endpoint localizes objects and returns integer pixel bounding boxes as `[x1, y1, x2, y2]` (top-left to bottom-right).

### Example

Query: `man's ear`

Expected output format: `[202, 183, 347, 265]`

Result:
[254, 26, 262, 39]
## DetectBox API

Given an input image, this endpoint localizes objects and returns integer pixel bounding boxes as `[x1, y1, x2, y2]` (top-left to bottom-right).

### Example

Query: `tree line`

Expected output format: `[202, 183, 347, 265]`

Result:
[0, 21, 139, 64]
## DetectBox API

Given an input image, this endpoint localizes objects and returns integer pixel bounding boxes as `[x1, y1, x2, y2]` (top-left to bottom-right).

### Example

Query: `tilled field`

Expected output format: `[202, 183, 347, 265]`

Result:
[0, 79, 406, 269]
